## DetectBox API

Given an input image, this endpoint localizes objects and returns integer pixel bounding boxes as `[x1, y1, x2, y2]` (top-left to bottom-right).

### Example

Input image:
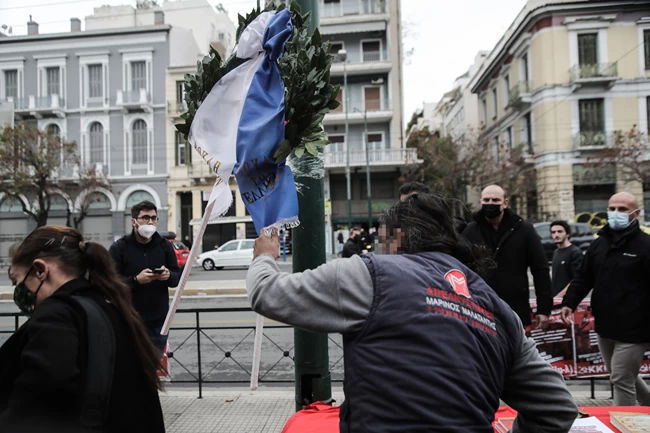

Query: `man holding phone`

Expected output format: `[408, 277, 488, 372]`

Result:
[109, 200, 181, 353]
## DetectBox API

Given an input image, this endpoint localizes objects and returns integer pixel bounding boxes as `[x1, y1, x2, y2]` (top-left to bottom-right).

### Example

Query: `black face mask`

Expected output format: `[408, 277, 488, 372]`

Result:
[353, 235, 361, 243]
[482, 204, 503, 219]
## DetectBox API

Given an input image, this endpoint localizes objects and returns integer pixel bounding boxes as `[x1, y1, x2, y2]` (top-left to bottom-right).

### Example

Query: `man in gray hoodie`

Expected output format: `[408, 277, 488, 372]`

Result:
[247, 193, 578, 432]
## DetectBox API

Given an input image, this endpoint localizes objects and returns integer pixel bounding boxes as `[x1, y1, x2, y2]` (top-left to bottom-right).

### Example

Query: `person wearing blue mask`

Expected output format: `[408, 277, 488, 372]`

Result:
[561, 192, 650, 406]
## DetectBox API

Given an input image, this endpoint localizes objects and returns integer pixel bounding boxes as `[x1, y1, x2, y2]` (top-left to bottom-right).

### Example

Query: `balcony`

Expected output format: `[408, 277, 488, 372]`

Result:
[324, 98, 392, 125]
[321, 0, 385, 18]
[507, 81, 533, 110]
[320, 0, 388, 32]
[2, 95, 65, 119]
[331, 51, 391, 77]
[572, 131, 614, 150]
[168, 100, 187, 118]
[324, 147, 421, 169]
[117, 89, 152, 113]
[569, 63, 618, 90]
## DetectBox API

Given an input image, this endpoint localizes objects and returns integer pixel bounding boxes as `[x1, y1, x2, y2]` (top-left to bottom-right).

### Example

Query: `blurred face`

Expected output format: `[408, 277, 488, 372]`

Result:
[551, 225, 569, 245]
[378, 225, 403, 255]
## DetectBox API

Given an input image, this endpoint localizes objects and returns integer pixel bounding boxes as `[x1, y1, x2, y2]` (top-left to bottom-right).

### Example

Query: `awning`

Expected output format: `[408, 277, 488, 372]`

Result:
[321, 20, 386, 35]
[189, 215, 253, 226]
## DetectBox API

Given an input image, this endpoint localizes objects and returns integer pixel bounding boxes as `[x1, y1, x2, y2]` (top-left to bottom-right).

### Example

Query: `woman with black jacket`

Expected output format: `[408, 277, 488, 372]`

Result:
[0, 226, 165, 432]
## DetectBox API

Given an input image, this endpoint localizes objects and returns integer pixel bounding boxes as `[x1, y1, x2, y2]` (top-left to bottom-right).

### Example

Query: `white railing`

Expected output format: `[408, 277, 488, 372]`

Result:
[117, 89, 151, 105]
[321, 0, 385, 17]
[324, 147, 419, 166]
[330, 98, 391, 114]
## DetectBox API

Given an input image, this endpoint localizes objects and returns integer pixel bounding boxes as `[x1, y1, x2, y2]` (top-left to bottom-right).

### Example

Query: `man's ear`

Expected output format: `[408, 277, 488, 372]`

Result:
[503, 198, 509, 208]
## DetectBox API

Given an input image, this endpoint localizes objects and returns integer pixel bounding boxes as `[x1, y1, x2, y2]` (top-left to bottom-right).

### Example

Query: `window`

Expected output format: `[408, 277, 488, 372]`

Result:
[578, 33, 598, 66]
[46, 67, 60, 96]
[523, 113, 533, 153]
[367, 133, 383, 151]
[506, 127, 513, 149]
[330, 42, 344, 62]
[362, 40, 381, 62]
[494, 136, 500, 162]
[47, 124, 60, 137]
[4, 70, 17, 99]
[220, 241, 239, 252]
[364, 87, 381, 111]
[131, 61, 146, 91]
[579, 99, 605, 146]
[176, 131, 191, 166]
[240, 240, 255, 250]
[645, 30, 650, 70]
[492, 88, 498, 119]
[504, 74, 510, 106]
[329, 135, 345, 153]
[324, 0, 340, 3]
[89, 122, 104, 164]
[176, 81, 184, 104]
[522, 53, 529, 81]
[88, 64, 103, 98]
[482, 98, 488, 123]
[132, 119, 147, 165]
[647, 97, 650, 134]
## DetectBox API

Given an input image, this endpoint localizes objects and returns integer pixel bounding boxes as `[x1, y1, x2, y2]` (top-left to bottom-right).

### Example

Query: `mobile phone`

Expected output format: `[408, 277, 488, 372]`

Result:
[152, 268, 165, 274]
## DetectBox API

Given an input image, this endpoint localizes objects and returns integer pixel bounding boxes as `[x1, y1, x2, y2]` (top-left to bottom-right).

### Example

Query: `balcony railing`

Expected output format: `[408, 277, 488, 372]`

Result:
[573, 131, 614, 149]
[324, 147, 419, 167]
[1, 97, 29, 110]
[321, 0, 385, 17]
[362, 50, 382, 62]
[35, 94, 65, 110]
[330, 98, 391, 114]
[570, 63, 618, 83]
[508, 81, 533, 107]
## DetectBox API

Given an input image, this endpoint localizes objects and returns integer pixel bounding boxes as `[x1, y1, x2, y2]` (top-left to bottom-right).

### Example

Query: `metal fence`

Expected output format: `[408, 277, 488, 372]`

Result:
[0, 307, 612, 399]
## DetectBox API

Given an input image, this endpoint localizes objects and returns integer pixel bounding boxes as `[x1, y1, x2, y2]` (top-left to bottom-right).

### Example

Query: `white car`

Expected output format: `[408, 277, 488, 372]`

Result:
[197, 239, 256, 270]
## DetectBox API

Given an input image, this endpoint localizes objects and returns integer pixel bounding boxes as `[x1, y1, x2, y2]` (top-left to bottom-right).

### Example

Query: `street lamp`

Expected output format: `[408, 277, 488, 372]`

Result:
[353, 107, 372, 231]
[338, 48, 352, 230]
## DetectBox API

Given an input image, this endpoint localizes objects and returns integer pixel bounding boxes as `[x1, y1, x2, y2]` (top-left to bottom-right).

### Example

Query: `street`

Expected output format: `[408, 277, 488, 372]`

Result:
[0, 295, 344, 385]
[0, 262, 294, 287]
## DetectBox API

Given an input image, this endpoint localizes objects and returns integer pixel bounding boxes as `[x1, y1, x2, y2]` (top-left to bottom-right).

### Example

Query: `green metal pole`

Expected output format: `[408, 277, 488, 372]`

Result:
[293, 0, 331, 413]
[364, 110, 371, 230]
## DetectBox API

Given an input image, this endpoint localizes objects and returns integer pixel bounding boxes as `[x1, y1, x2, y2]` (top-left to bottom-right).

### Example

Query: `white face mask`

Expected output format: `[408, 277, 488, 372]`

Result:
[135, 221, 157, 239]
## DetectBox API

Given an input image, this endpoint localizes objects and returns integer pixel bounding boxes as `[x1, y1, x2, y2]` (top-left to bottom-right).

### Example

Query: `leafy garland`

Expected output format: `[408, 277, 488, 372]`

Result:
[176, 1, 340, 163]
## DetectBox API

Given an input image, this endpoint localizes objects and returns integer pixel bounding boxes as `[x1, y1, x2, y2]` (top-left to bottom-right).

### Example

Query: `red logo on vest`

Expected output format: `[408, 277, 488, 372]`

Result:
[444, 269, 470, 298]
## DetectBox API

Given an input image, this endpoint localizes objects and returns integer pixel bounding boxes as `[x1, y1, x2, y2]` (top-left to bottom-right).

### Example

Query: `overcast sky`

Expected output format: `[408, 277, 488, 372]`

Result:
[0, 0, 527, 123]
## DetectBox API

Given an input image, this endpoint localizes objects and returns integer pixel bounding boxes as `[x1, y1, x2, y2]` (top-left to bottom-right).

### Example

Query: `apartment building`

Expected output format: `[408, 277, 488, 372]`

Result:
[322, 0, 417, 252]
[0, 1, 235, 259]
[469, 0, 650, 222]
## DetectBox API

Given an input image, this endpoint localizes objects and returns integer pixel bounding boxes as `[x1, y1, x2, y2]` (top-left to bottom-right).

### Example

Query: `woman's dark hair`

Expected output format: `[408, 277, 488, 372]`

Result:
[398, 181, 431, 197]
[11, 225, 163, 392]
[381, 193, 495, 275]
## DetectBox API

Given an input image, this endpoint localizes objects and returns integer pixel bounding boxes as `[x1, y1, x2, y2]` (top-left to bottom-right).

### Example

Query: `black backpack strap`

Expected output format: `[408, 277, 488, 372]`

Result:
[73, 296, 116, 430]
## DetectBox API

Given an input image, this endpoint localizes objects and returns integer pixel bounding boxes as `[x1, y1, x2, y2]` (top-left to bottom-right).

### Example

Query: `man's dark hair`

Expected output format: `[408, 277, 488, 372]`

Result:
[131, 200, 158, 219]
[381, 193, 494, 274]
[550, 220, 571, 238]
[399, 182, 431, 197]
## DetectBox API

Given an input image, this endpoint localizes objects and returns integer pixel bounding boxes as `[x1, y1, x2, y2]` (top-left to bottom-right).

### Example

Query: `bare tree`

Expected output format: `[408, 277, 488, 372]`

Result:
[0, 122, 110, 228]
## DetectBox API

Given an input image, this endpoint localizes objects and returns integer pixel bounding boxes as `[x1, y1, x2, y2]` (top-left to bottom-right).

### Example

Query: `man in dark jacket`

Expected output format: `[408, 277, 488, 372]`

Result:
[561, 192, 650, 406]
[247, 193, 577, 433]
[109, 200, 181, 353]
[463, 185, 552, 329]
[341, 227, 362, 258]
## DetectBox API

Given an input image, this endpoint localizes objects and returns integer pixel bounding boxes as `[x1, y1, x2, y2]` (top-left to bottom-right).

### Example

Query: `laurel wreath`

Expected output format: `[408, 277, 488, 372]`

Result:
[175, 1, 340, 163]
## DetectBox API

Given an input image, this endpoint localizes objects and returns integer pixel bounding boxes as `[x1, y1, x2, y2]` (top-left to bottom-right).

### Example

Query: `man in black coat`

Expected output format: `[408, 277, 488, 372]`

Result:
[109, 200, 181, 353]
[342, 227, 362, 258]
[462, 185, 552, 329]
[561, 192, 650, 406]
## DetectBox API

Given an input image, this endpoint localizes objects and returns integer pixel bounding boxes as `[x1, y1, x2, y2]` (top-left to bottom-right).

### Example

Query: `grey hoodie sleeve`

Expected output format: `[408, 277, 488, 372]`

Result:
[246, 254, 374, 334]
[503, 324, 578, 433]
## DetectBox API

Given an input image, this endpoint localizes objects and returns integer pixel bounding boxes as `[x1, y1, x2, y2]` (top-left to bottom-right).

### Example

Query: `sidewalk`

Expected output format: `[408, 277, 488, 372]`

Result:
[160, 387, 615, 432]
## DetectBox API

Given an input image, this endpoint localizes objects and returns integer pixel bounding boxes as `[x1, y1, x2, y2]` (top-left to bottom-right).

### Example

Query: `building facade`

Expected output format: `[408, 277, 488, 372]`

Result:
[321, 0, 417, 252]
[469, 0, 650, 222]
[0, 15, 171, 259]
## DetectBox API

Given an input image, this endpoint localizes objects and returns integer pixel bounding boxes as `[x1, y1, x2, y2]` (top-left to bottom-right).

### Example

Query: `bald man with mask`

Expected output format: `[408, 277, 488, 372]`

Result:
[462, 185, 552, 330]
[562, 192, 650, 406]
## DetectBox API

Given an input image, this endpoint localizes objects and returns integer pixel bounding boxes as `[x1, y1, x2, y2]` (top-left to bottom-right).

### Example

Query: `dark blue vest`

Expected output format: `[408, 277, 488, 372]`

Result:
[340, 252, 521, 433]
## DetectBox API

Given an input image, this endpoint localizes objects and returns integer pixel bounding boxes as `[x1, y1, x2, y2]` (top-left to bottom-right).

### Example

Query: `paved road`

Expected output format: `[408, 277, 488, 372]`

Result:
[0, 296, 344, 385]
[0, 262, 294, 287]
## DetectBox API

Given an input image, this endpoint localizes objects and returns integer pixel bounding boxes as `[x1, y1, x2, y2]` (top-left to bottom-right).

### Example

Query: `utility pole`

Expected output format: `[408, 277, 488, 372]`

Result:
[355, 107, 372, 230]
[339, 49, 352, 229]
[292, 0, 331, 412]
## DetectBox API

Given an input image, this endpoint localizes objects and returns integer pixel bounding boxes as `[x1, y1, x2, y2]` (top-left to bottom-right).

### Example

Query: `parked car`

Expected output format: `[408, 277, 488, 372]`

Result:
[159, 231, 189, 270]
[197, 239, 256, 270]
[534, 222, 595, 262]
